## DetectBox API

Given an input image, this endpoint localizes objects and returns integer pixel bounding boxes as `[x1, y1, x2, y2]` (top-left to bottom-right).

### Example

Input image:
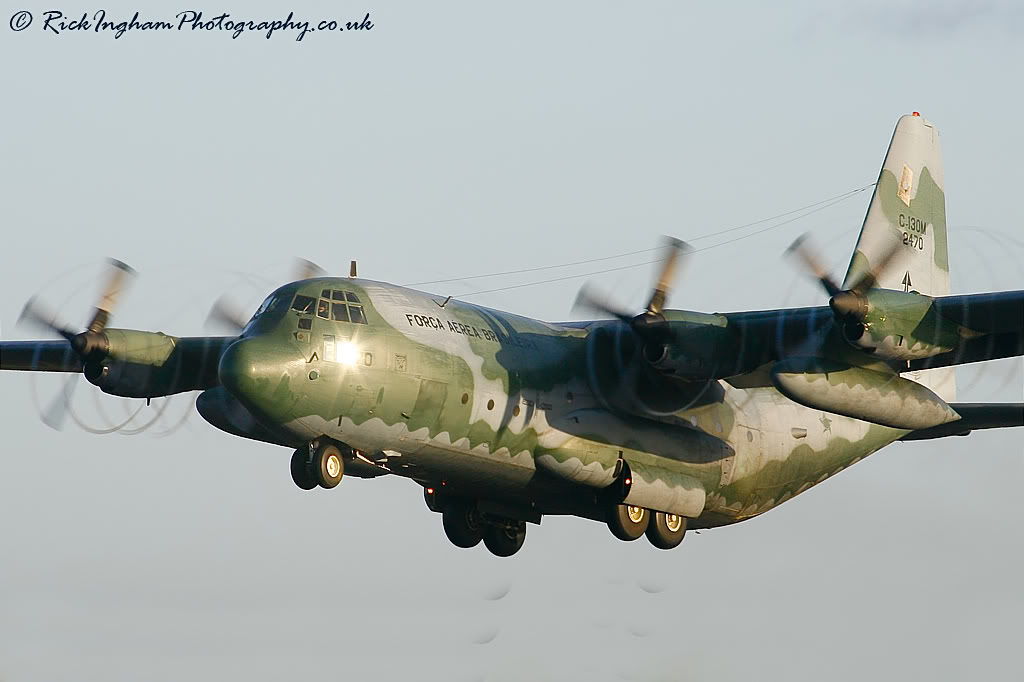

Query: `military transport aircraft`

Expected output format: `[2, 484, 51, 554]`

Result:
[2, 113, 1022, 557]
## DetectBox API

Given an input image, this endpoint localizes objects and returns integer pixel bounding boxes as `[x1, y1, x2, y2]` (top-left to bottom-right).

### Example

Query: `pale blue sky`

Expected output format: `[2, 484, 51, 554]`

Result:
[1, 2, 1021, 681]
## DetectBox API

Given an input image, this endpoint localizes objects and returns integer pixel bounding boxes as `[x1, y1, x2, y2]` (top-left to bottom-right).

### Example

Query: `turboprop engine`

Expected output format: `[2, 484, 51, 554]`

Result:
[574, 239, 735, 418]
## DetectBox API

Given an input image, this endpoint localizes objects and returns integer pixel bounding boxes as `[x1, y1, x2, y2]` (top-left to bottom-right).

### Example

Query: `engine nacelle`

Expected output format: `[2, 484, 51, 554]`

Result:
[839, 290, 957, 362]
[83, 329, 220, 398]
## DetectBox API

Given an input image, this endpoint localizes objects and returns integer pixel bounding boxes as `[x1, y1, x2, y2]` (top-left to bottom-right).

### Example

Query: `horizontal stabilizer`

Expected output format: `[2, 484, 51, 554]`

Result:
[900, 403, 1024, 441]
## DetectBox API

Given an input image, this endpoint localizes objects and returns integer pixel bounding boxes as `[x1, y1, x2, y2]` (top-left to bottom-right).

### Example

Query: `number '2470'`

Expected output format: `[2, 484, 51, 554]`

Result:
[903, 232, 924, 250]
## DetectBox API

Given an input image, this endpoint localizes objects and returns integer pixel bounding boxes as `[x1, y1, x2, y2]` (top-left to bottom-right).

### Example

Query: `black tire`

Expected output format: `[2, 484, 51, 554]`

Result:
[290, 448, 317, 490]
[482, 523, 526, 557]
[442, 499, 483, 548]
[607, 504, 649, 541]
[315, 443, 344, 489]
[645, 512, 687, 550]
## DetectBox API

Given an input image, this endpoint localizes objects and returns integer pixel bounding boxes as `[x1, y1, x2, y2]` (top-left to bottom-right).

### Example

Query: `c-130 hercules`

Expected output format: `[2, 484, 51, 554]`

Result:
[2, 114, 1022, 557]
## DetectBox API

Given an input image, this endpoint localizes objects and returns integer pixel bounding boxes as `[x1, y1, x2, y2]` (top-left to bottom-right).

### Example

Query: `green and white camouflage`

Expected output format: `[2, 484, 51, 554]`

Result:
[2, 114, 1022, 556]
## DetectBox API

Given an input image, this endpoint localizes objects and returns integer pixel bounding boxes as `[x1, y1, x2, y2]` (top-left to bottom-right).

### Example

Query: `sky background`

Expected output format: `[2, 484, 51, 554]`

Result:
[1, 1, 1022, 680]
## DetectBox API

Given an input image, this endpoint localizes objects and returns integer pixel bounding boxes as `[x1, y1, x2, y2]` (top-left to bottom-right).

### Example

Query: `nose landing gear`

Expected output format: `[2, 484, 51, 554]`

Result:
[290, 440, 345, 490]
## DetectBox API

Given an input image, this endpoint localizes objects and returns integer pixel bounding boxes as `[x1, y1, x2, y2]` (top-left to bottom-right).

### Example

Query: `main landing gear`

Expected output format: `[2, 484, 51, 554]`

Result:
[606, 503, 687, 550]
[291, 440, 345, 490]
[428, 490, 528, 557]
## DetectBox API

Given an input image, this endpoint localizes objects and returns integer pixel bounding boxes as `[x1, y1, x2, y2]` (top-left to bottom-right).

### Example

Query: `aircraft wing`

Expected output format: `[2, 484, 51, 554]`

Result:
[0, 336, 234, 398]
[680, 289, 1024, 377]
[908, 290, 1024, 370]
[0, 340, 82, 372]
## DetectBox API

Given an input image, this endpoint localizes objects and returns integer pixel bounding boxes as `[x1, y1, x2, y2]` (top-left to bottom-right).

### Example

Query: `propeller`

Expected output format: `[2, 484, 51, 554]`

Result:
[205, 258, 327, 334]
[18, 258, 137, 430]
[19, 258, 135, 361]
[573, 237, 691, 354]
[786, 232, 901, 331]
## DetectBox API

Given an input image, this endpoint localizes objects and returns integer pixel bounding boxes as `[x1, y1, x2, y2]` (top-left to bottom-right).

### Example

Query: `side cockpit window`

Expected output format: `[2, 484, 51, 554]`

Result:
[291, 294, 316, 314]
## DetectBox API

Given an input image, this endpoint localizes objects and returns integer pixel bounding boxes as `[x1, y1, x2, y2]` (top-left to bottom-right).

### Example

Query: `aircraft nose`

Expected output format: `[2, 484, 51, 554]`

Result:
[218, 337, 301, 419]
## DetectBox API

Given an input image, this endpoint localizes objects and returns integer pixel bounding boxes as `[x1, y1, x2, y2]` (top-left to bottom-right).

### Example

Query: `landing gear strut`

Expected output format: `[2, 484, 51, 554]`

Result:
[290, 441, 345, 490]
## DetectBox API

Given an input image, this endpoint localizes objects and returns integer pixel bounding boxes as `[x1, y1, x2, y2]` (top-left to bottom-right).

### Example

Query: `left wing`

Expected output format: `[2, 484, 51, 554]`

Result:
[1, 335, 234, 398]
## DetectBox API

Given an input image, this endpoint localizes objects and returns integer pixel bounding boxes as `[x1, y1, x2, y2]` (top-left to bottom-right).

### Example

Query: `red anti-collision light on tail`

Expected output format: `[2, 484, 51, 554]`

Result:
[912, 111, 921, 116]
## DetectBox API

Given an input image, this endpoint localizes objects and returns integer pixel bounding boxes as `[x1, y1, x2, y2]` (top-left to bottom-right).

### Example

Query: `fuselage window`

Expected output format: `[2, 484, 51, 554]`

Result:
[317, 298, 330, 320]
[349, 305, 367, 324]
[331, 291, 346, 301]
[291, 295, 316, 314]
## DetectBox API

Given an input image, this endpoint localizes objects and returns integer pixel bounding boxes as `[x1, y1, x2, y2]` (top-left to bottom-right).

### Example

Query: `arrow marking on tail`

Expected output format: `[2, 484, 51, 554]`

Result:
[902, 271, 912, 292]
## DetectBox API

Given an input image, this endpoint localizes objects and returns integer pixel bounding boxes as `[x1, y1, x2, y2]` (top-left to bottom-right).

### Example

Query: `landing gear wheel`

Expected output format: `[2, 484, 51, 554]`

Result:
[290, 448, 317, 490]
[442, 499, 483, 548]
[645, 512, 687, 550]
[607, 504, 649, 541]
[314, 443, 344, 489]
[482, 522, 526, 557]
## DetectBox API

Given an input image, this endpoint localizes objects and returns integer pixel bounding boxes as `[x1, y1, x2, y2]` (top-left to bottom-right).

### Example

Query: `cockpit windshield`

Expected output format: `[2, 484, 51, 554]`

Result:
[290, 290, 367, 324]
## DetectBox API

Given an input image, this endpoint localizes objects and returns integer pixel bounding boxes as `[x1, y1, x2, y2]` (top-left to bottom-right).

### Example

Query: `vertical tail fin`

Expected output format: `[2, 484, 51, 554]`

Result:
[844, 113, 956, 400]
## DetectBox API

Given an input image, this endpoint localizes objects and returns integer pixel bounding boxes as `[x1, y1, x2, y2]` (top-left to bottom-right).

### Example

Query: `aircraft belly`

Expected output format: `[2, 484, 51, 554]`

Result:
[699, 386, 902, 524]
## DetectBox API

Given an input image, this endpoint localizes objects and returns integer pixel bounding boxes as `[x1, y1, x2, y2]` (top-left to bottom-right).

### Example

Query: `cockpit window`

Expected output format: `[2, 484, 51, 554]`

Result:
[292, 290, 367, 324]
[254, 294, 276, 316]
[348, 304, 367, 324]
[291, 295, 316, 314]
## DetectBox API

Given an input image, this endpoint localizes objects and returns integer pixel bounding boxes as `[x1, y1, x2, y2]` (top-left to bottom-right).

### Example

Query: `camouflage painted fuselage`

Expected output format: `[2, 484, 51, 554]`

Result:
[217, 277, 901, 530]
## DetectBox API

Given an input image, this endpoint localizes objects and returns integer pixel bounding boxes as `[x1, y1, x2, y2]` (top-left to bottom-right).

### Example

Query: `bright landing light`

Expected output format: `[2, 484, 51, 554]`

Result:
[338, 341, 360, 366]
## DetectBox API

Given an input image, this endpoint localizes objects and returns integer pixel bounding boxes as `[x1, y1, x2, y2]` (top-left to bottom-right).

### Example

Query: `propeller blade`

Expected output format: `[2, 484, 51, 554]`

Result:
[205, 296, 247, 334]
[645, 238, 691, 315]
[85, 258, 136, 334]
[848, 234, 902, 295]
[41, 374, 80, 431]
[785, 234, 842, 297]
[572, 284, 634, 325]
[18, 297, 77, 342]
[293, 258, 326, 281]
